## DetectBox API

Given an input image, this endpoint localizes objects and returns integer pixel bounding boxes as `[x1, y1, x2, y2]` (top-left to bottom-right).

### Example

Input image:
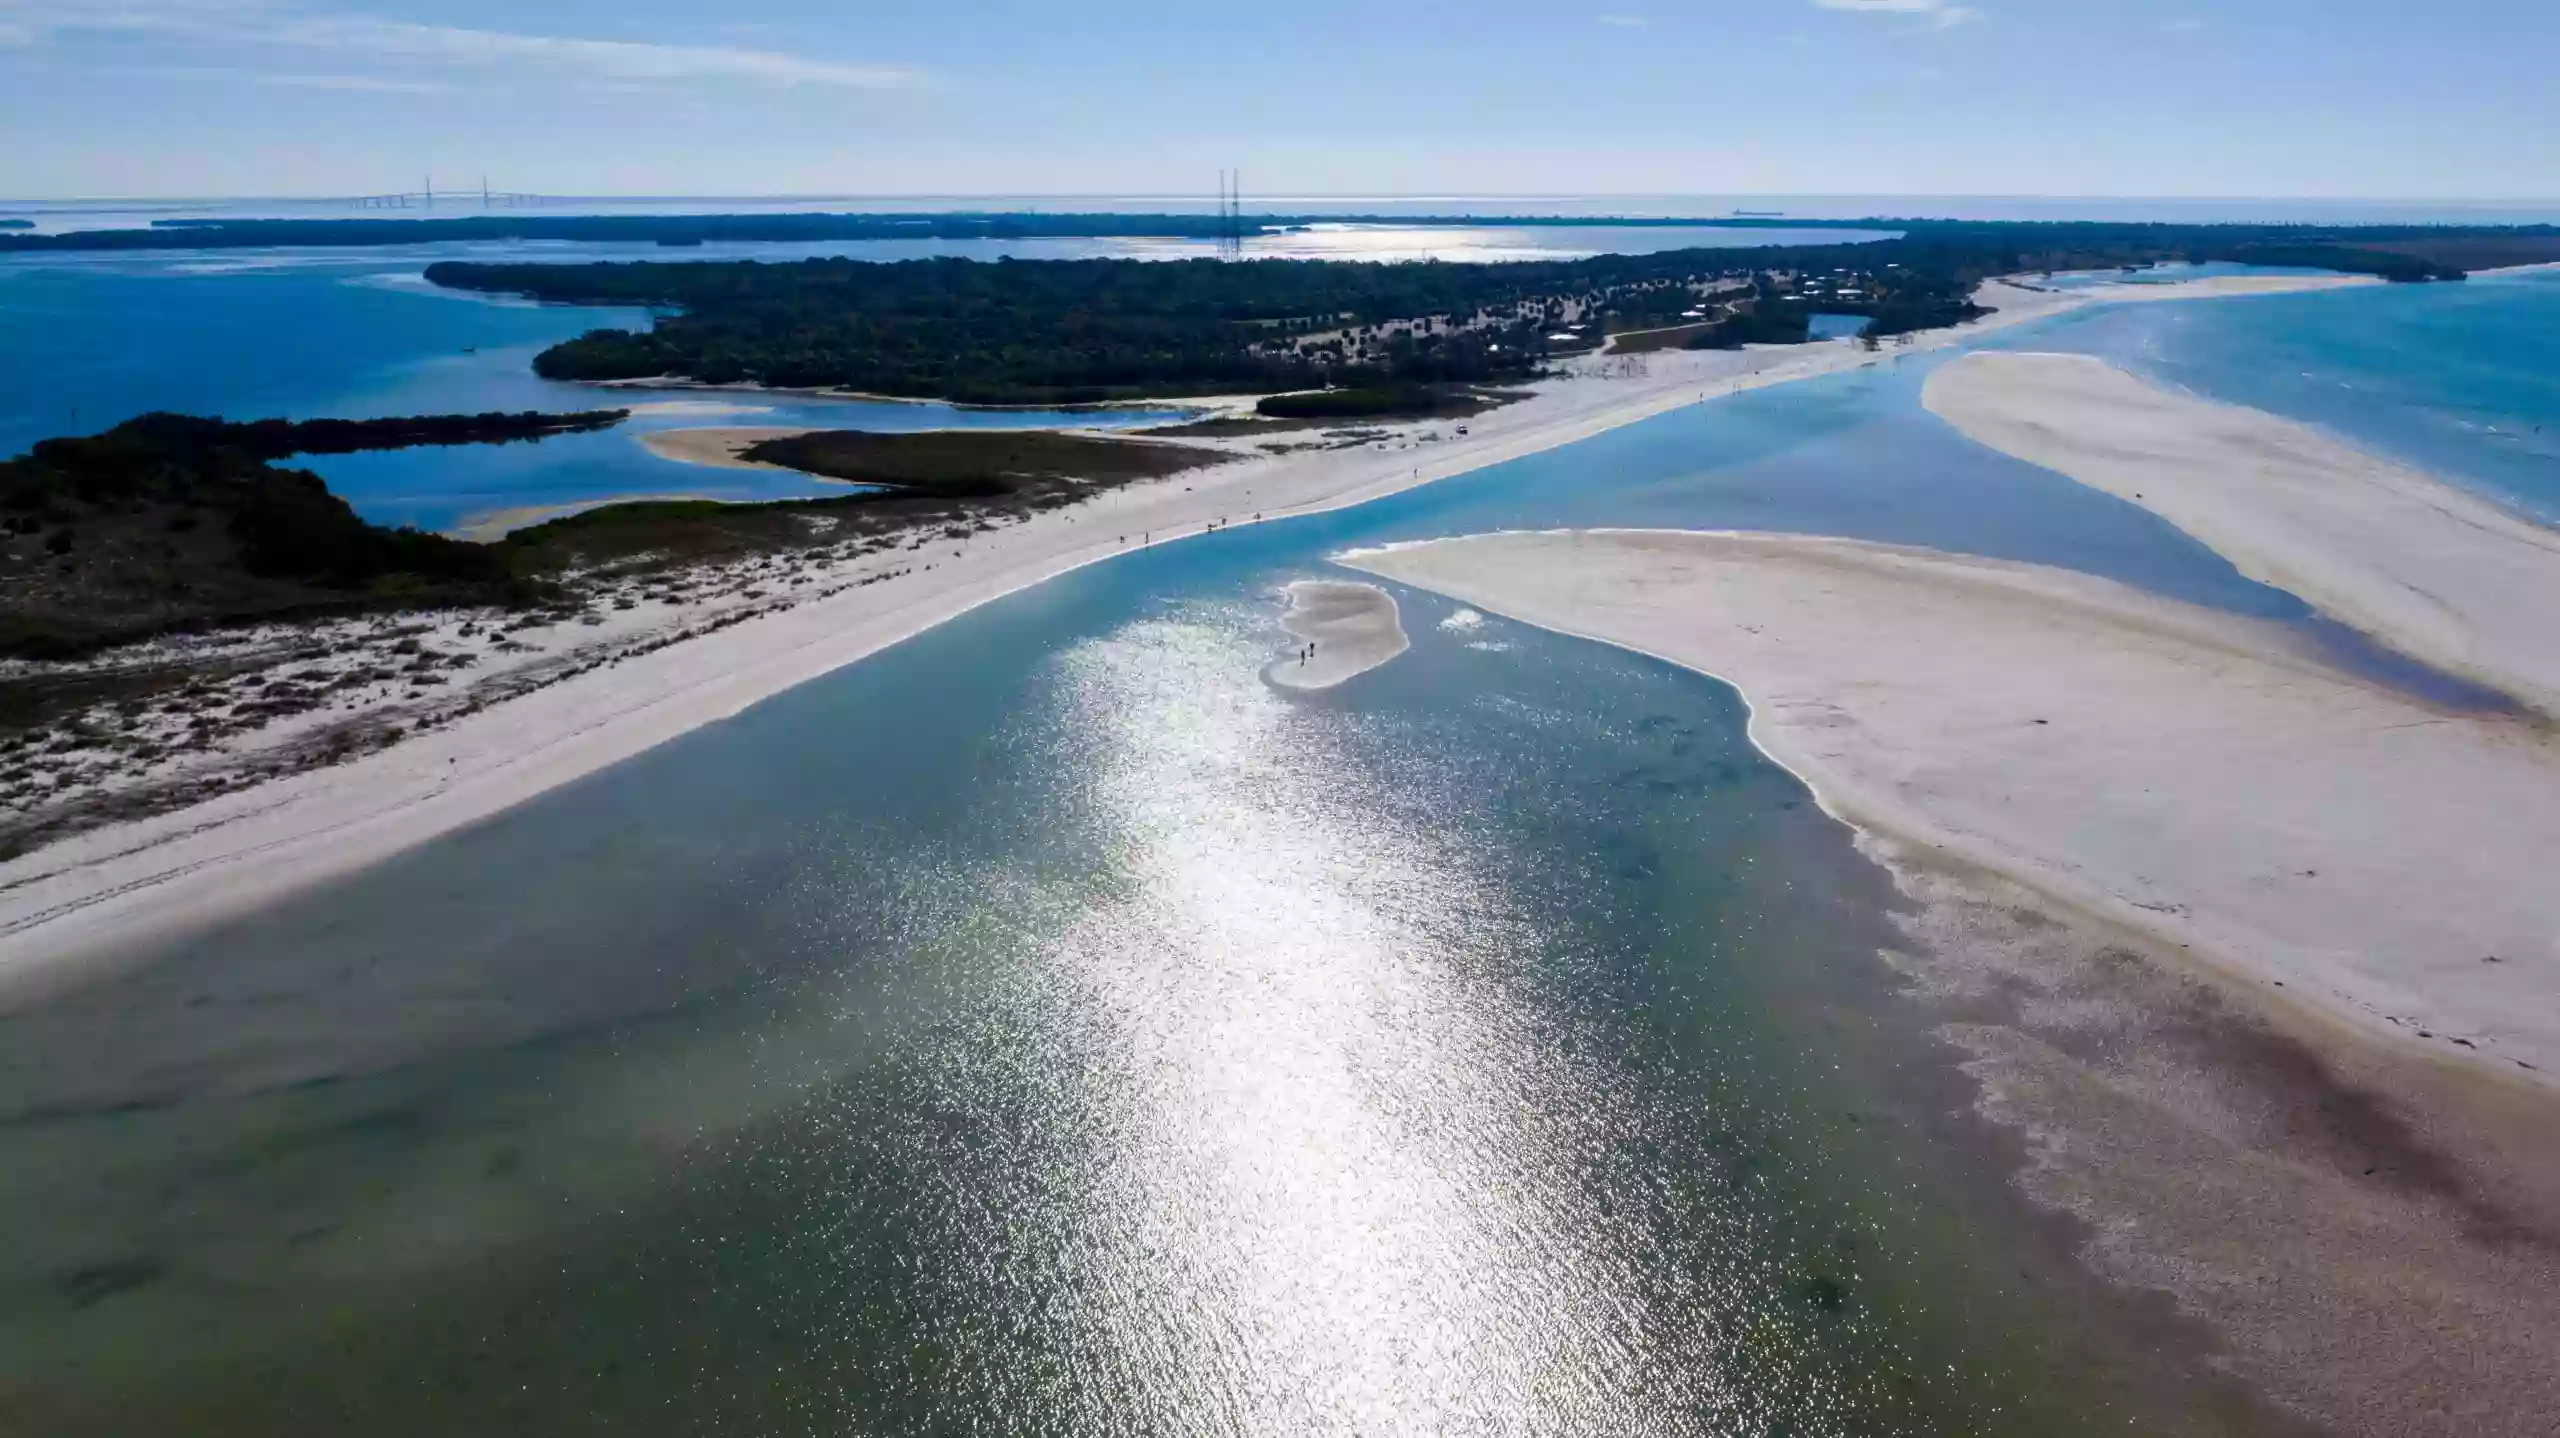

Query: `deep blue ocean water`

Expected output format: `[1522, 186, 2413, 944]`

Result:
[3, 249, 2556, 1433]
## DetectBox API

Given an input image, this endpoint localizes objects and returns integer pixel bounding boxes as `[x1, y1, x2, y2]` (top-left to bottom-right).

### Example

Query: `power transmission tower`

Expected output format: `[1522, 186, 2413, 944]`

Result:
[1216, 170, 1244, 260]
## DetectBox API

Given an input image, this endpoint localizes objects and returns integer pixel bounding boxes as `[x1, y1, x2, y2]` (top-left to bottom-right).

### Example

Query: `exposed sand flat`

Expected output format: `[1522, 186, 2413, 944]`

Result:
[1340, 529, 2560, 1084]
[2070, 273, 2384, 302]
[0, 272, 2377, 987]
[618, 399, 780, 418]
[638, 425, 819, 472]
[1266, 581, 1408, 690]
[1926, 352, 2560, 716]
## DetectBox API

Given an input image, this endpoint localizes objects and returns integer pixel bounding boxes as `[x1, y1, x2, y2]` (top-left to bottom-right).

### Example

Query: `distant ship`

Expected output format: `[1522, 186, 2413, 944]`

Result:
[1732, 209, 1786, 218]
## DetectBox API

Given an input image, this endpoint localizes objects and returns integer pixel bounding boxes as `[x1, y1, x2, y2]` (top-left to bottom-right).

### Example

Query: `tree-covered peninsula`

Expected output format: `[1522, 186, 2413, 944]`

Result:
[419, 219, 2500, 403]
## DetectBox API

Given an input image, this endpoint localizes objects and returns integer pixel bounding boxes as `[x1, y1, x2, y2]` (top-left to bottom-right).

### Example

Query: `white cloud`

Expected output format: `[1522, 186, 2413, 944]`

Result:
[0, 1, 921, 89]
[266, 17, 919, 89]
[1811, 0, 1983, 29]
[93, 61, 458, 92]
[1599, 14, 1648, 27]
[2164, 17, 2207, 33]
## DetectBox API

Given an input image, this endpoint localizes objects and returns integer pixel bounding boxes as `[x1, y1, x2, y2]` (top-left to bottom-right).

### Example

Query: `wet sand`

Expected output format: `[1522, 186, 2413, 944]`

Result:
[637, 426, 820, 472]
[1342, 528, 2560, 1435]
[1925, 352, 2560, 718]
[1266, 581, 1409, 691]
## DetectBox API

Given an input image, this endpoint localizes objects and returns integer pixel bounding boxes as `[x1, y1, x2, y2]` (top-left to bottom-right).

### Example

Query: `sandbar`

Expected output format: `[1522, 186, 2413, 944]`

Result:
[638, 426, 820, 472]
[2065, 272, 2383, 302]
[0, 272, 2392, 987]
[1925, 352, 2560, 716]
[1342, 528, 2560, 1083]
[1266, 581, 1409, 690]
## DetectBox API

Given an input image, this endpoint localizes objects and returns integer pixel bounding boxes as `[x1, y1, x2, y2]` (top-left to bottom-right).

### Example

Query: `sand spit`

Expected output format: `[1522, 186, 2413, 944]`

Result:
[1341, 529, 2560, 1082]
[1341, 528, 2560, 1435]
[1266, 581, 1409, 691]
[638, 426, 821, 472]
[2063, 273, 2383, 303]
[0, 271, 2379, 987]
[1925, 352, 2560, 717]
[618, 399, 780, 418]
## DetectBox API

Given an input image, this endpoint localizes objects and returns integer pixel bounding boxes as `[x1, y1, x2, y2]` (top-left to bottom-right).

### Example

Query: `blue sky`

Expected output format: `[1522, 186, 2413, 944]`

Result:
[4, 0, 2556, 199]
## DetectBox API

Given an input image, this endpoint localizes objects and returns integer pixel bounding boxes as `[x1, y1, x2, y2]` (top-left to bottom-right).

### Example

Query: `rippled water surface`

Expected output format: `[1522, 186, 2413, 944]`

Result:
[2, 554, 2254, 1433]
[14, 260, 2549, 1434]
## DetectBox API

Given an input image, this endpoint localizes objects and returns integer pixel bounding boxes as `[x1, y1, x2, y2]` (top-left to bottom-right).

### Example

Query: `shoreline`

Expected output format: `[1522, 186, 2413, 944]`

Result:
[1338, 526, 2560, 1436]
[635, 425, 822, 472]
[1265, 580, 1409, 691]
[0, 270, 2374, 994]
[1924, 351, 2560, 718]
[1339, 529, 2560, 1088]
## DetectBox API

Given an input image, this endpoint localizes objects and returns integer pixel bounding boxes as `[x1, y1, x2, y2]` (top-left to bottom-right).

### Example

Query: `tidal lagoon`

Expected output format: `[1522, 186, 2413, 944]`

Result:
[5, 252, 2557, 1433]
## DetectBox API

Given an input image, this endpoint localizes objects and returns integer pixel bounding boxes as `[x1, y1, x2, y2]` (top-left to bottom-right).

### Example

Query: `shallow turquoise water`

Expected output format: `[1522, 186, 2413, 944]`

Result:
[5, 266, 2555, 1432]
[1998, 268, 2560, 522]
[0, 542, 2247, 1435]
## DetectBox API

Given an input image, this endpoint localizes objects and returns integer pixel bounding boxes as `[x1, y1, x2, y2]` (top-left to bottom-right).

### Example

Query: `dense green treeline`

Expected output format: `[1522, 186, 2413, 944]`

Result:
[204, 410, 629, 458]
[422, 218, 2504, 401]
[1253, 385, 1508, 419]
[430, 253, 1622, 401]
[425, 247, 1936, 401]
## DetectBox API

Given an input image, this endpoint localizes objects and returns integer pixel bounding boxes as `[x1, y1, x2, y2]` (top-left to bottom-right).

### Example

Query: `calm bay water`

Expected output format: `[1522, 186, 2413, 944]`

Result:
[5, 253, 2557, 1432]
[0, 250, 1185, 531]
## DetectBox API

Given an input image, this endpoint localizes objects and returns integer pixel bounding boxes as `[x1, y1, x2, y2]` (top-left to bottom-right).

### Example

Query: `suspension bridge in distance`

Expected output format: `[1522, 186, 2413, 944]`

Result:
[344, 179, 555, 210]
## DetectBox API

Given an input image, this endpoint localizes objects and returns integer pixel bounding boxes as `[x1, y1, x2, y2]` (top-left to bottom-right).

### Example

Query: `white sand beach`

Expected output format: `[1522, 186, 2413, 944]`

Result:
[1338, 527, 2560, 1434]
[0, 270, 2383, 990]
[1266, 580, 1408, 691]
[2067, 272, 2382, 302]
[1341, 529, 2560, 1085]
[1925, 352, 2560, 716]
[637, 425, 819, 472]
